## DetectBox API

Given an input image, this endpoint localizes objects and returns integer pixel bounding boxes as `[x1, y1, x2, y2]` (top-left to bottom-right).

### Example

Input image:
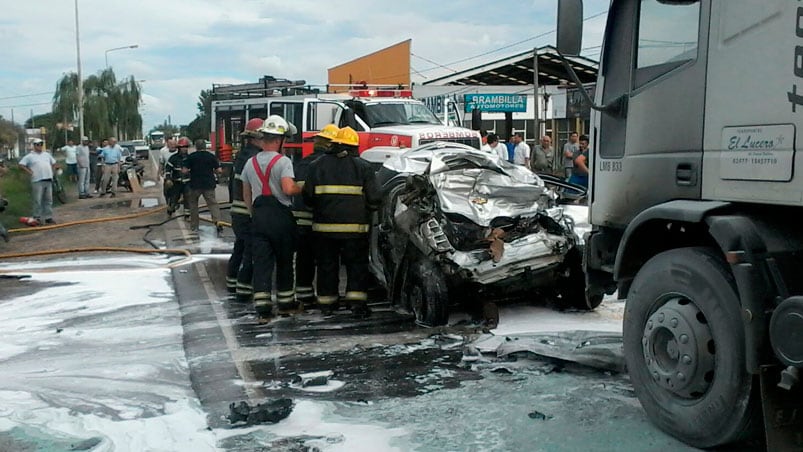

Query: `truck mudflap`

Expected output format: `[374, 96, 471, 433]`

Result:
[760, 365, 803, 450]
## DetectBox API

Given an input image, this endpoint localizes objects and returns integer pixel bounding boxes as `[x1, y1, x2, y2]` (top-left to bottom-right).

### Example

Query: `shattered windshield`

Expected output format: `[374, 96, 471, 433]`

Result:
[363, 102, 442, 127]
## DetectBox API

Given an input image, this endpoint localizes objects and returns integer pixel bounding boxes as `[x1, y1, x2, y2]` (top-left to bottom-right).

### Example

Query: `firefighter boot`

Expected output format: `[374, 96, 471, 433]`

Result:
[317, 295, 339, 316]
[351, 302, 372, 319]
[253, 292, 272, 323]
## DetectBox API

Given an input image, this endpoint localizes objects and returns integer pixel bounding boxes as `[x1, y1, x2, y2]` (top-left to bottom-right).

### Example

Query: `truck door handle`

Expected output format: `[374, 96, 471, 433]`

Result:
[676, 163, 696, 186]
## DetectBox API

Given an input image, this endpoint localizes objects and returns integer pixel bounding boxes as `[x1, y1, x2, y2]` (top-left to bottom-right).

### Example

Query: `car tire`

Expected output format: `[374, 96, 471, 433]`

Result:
[557, 249, 601, 310]
[623, 247, 760, 448]
[404, 255, 449, 327]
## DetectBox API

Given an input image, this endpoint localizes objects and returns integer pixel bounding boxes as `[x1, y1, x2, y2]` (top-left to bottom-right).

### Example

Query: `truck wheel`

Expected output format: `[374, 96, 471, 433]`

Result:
[404, 256, 449, 327]
[624, 247, 760, 448]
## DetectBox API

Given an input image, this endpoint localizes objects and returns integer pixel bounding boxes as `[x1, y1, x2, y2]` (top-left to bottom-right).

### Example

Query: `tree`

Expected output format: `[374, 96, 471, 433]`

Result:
[52, 68, 143, 143]
[185, 89, 212, 141]
[0, 116, 24, 151]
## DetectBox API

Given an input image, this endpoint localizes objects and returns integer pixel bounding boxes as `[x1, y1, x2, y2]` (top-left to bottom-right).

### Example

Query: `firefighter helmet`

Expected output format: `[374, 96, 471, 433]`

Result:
[316, 124, 339, 141]
[258, 115, 298, 137]
[177, 137, 191, 148]
[331, 126, 359, 147]
[240, 118, 264, 138]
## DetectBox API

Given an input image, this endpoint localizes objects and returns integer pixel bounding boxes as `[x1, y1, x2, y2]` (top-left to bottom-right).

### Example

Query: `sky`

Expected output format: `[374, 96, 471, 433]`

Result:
[0, 0, 608, 134]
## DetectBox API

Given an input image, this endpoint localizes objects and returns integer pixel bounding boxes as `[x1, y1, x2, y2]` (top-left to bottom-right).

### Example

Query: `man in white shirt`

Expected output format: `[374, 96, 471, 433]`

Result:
[61, 139, 78, 182]
[486, 133, 507, 160]
[19, 138, 57, 224]
[511, 132, 530, 167]
[159, 139, 177, 178]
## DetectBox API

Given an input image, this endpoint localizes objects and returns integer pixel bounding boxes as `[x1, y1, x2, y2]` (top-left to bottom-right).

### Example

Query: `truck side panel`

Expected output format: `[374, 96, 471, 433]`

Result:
[702, 0, 803, 204]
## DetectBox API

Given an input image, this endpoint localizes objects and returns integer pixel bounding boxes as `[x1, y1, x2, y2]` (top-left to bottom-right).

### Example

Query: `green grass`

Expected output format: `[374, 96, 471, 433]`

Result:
[0, 157, 77, 226]
[0, 163, 32, 224]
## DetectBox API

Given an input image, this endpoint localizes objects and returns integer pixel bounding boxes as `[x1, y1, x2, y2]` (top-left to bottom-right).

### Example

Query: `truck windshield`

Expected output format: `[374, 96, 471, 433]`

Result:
[363, 102, 442, 127]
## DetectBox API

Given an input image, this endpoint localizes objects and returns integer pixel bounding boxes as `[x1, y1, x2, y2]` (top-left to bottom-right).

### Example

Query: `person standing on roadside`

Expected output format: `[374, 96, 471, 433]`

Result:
[94, 138, 109, 193]
[18, 138, 57, 224]
[181, 137, 223, 234]
[531, 135, 554, 173]
[511, 132, 531, 167]
[563, 131, 579, 180]
[486, 133, 507, 160]
[226, 119, 263, 301]
[240, 115, 301, 321]
[60, 139, 78, 182]
[76, 136, 93, 199]
[568, 134, 590, 189]
[0, 160, 10, 241]
[99, 137, 123, 198]
[292, 123, 337, 308]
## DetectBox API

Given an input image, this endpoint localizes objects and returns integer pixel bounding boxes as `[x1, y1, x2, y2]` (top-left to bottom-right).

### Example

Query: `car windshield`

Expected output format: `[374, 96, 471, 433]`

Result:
[363, 102, 442, 127]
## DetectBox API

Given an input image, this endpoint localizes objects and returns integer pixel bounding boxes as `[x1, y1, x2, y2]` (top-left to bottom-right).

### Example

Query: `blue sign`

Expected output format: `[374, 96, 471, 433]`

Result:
[464, 93, 527, 113]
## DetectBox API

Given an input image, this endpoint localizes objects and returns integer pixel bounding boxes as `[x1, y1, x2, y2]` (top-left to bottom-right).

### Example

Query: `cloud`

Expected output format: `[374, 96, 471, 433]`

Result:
[0, 0, 609, 131]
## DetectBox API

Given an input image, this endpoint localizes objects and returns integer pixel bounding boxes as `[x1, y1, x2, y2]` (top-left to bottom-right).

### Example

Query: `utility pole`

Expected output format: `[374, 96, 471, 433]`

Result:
[532, 47, 540, 141]
[75, 0, 85, 142]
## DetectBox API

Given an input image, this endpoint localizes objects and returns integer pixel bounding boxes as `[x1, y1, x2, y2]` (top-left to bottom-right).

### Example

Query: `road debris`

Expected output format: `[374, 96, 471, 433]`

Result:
[228, 398, 294, 426]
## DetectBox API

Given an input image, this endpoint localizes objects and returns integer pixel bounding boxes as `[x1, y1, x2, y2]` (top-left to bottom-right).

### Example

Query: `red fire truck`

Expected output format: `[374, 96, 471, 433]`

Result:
[210, 88, 481, 159]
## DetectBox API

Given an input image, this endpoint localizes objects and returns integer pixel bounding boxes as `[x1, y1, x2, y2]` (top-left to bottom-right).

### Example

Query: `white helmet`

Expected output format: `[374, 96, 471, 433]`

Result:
[258, 115, 297, 137]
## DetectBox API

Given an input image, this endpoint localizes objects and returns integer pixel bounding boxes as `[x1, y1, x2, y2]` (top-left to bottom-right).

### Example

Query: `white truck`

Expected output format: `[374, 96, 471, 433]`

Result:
[210, 88, 481, 159]
[556, 0, 803, 448]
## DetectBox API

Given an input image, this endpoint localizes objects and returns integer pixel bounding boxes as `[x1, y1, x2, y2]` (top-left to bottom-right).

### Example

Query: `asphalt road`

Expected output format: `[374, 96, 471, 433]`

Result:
[0, 176, 697, 451]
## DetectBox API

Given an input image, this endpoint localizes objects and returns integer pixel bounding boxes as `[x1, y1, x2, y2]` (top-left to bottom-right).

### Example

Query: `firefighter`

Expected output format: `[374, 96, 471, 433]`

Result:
[165, 137, 191, 216]
[226, 118, 263, 300]
[292, 124, 339, 308]
[240, 115, 301, 321]
[302, 126, 379, 318]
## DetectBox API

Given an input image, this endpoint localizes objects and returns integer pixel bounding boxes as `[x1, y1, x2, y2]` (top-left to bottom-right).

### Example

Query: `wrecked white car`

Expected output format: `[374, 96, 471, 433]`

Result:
[363, 142, 597, 326]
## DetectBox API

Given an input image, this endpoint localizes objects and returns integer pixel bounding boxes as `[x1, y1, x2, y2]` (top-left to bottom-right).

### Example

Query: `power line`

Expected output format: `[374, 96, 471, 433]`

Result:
[0, 91, 53, 101]
[0, 101, 52, 109]
[411, 53, 457, 73]
[410, 9, 608, 77]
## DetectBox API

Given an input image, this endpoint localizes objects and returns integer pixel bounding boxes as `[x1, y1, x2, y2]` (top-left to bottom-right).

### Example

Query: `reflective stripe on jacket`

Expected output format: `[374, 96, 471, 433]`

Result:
[301, 151, 380, 238]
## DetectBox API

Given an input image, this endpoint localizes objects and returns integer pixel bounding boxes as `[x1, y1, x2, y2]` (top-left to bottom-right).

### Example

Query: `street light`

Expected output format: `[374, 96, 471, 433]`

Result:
[105, 44, 139, 68]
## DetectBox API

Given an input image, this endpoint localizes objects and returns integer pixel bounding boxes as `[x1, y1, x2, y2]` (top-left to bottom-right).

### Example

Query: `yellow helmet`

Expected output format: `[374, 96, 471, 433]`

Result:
[316, 124, 339, 141]
[331, 126, 359, 147]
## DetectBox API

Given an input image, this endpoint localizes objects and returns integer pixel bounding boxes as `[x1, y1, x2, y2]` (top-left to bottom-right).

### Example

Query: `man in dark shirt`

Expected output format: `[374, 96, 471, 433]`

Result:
[181, 137, 223, 234]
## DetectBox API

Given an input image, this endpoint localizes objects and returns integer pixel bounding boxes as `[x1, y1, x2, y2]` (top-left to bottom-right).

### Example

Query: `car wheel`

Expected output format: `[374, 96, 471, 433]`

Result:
[624, 247, 760, 448]
[404, 255, 449, 327]
[556, 249, 601, 310]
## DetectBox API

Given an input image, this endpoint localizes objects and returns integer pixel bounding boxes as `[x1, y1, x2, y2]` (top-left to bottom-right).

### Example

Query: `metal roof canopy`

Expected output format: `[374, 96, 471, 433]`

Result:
[423, 45, 597, 86]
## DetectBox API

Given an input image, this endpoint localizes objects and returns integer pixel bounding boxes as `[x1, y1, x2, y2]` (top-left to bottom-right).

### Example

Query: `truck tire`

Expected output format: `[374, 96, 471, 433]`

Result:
[624, 247, 760, 448]
[404, 256, 449, 327]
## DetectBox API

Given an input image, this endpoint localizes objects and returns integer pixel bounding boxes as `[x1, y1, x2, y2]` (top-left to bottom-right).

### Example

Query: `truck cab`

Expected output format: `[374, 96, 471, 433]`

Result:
[557, 0, 803, 448]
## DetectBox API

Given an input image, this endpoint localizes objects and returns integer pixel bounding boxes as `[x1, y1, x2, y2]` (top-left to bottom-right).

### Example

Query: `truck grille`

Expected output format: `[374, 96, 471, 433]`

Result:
[419, 137, 481, 149]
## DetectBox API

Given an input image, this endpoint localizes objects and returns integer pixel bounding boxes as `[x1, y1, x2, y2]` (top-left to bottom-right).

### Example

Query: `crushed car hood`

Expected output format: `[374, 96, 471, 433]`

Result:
[384, 144, 550, 227]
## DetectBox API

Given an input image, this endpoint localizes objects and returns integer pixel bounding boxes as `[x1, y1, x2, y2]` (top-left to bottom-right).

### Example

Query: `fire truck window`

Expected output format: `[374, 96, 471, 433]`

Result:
[270, 102, 302, 143]
[307, 102, 343, 132]
[635, 0, 700, 88]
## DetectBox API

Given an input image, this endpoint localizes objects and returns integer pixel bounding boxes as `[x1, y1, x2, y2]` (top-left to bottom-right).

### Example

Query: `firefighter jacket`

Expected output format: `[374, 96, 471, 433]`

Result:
[166, 152, 190, 184]
[231, 143, 260, 216]
[302, 150, 380, 238]
[291, 145, 326, 227]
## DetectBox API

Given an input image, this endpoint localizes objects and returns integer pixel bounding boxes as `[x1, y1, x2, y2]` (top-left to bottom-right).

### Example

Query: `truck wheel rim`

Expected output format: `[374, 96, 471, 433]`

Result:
[642, 296, 715, 399]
